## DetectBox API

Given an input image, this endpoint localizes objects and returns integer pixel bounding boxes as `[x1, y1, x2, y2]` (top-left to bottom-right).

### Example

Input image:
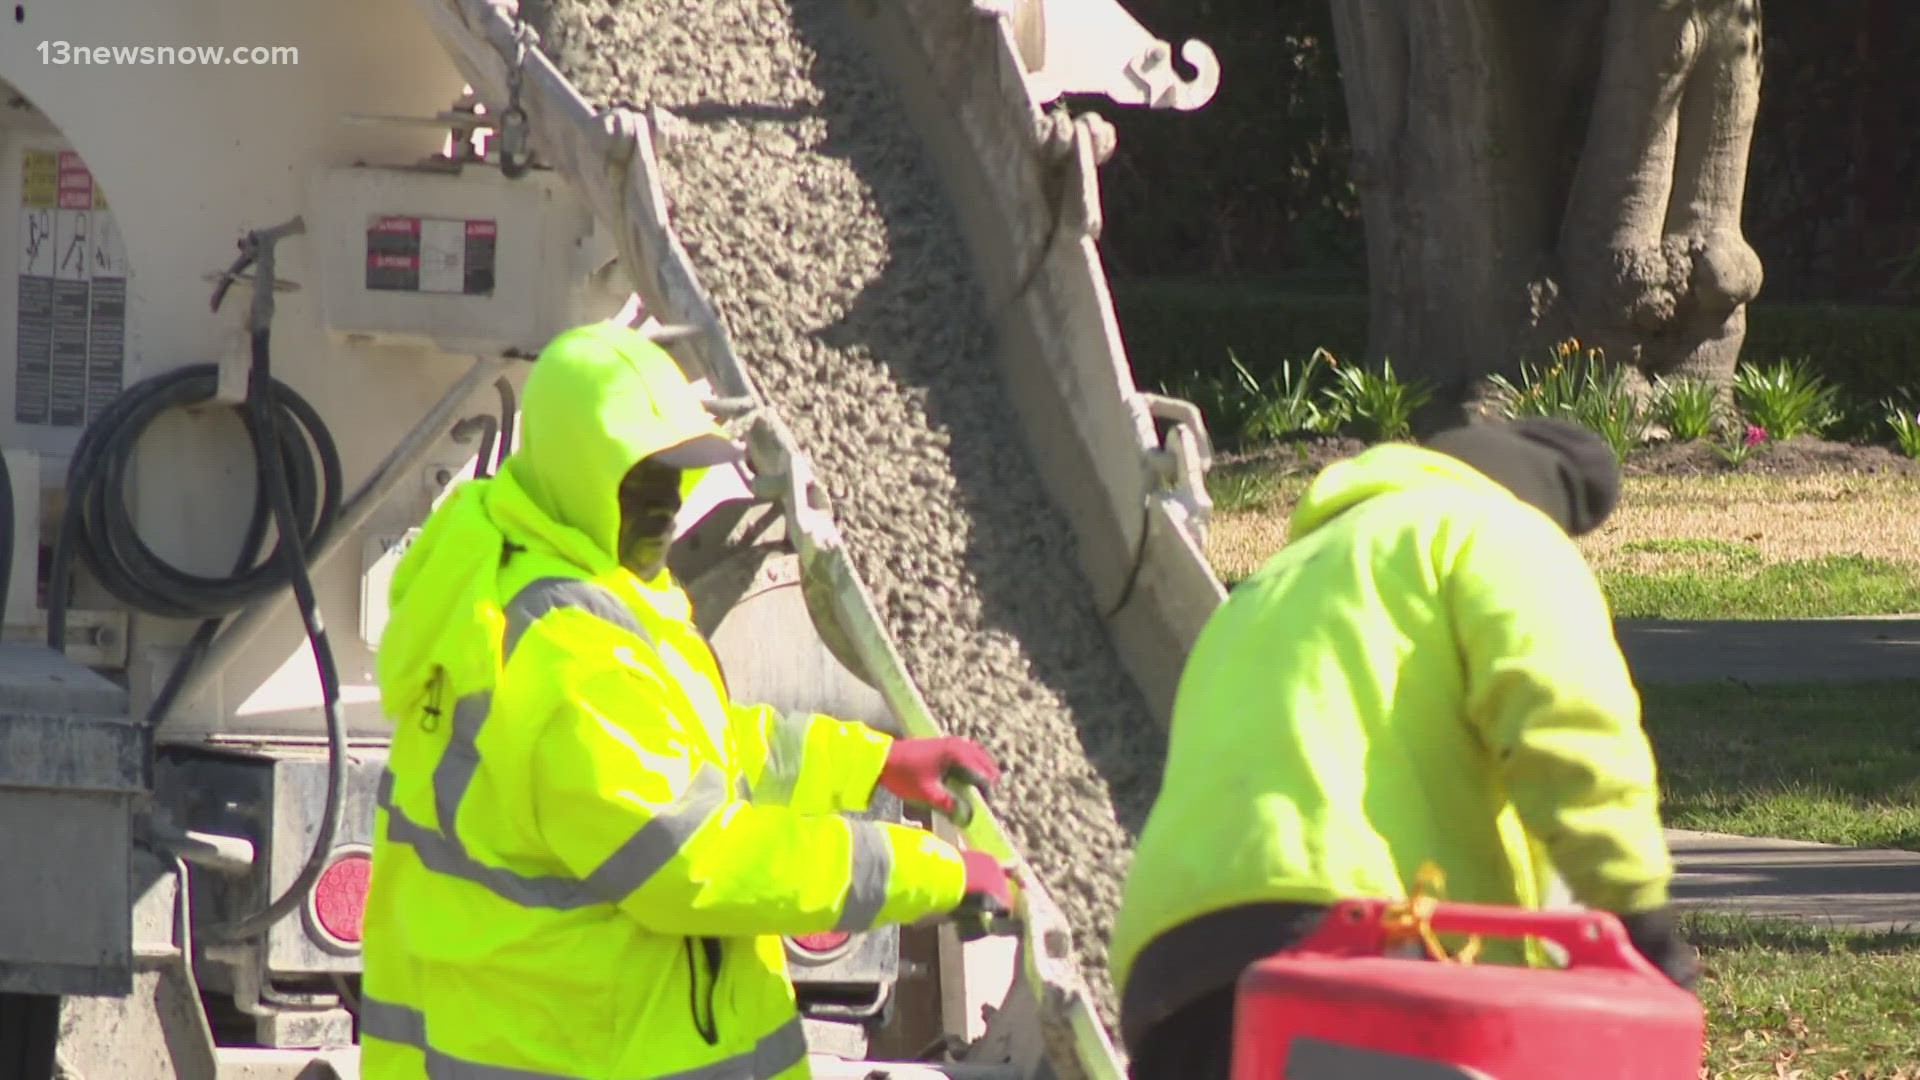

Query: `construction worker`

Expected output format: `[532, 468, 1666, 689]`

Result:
[360, 321, 1014, 1079]
[1108, 419, 1698, 1080]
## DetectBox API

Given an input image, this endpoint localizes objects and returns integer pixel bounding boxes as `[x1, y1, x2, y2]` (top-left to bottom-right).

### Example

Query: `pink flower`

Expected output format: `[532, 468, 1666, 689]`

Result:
[1744, 424, 1767, 447]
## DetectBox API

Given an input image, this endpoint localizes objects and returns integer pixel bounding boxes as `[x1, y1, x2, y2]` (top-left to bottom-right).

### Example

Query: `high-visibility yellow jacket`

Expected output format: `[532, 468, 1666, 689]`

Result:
[360, 324, 968, 1079]
[1109, 442, 1673, 997]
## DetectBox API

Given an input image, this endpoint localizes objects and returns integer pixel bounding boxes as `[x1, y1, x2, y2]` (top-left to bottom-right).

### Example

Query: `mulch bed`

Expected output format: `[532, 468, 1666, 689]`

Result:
[1212, 436, 1371, 478]
[1622, 436, 1920, 478]
[1213, 434, 1920, 480]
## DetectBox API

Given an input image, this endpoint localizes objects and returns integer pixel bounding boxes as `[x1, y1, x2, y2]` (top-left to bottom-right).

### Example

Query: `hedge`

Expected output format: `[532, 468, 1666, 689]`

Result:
[1112, 277, 1920, 408]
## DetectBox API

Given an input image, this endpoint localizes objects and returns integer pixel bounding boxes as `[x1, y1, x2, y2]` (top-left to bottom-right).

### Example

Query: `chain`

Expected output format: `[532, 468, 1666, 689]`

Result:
[497, 3, 532, 177]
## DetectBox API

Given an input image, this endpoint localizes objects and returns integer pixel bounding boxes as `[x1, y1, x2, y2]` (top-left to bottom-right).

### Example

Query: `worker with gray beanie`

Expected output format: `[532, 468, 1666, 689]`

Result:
[1110, 418, 1693, 1080]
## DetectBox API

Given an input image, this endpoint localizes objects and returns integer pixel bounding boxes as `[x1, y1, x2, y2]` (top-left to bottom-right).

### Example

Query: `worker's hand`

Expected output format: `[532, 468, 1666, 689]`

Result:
[1616, 908, 1700, 991]
[955, 850, 1014, 917]
[878, 737, 1001, 816]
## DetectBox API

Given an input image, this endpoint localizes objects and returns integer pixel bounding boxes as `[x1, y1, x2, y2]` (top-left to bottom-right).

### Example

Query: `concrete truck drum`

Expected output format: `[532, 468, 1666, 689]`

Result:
[1229, 898, 1706, 1079]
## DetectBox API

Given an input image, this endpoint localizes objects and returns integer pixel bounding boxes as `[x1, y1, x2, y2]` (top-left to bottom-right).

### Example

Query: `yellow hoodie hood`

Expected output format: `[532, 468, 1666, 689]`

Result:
[374, 323, 731, 718]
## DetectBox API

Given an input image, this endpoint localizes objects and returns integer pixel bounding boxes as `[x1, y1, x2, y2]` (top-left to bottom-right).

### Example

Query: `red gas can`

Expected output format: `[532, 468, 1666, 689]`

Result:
[1231, 897, 1704, 1079]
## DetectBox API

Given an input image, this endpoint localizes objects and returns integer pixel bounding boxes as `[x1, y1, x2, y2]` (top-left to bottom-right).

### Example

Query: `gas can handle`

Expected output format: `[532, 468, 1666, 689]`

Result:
[1294, 898, 1664, 978]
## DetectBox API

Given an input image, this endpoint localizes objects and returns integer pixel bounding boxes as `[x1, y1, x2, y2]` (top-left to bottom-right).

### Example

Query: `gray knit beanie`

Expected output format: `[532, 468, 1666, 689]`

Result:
[1424, 418, 1621, 536]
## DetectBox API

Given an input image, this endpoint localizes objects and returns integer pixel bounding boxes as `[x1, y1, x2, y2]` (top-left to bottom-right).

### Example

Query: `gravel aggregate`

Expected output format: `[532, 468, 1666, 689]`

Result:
[539, 0, 1168, 1032]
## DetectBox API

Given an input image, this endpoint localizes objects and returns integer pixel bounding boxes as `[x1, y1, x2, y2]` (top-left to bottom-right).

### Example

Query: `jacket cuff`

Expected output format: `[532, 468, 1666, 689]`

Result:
[817, 714, 893, 813]
[874, 826, 967, 925]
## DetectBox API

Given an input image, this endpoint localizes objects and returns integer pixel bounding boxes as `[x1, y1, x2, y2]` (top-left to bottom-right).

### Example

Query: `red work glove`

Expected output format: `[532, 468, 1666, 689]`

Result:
[878, 736, 1001, 816]
[957, 850, 1014, 917]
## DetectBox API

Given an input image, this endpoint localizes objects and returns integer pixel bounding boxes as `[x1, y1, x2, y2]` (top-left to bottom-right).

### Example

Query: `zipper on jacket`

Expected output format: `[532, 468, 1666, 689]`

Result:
[420, 667, 447, 733]
[684, 936, 722, 1046]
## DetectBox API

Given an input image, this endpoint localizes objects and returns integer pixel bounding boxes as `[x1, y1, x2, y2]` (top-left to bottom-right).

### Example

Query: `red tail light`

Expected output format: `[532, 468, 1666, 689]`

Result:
[308, 848, 373, 948]
[789, 931, 852, 956]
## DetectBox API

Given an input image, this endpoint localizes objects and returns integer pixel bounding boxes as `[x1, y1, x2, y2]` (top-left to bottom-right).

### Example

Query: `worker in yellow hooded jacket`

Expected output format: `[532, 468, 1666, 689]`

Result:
[1108, 419, 1697, 1080]
[359, 321, 1014, 1080]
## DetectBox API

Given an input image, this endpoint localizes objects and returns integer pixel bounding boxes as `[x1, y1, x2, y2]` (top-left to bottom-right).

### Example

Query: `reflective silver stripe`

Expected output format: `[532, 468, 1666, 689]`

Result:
[754, 712, 811, 806]
[502, 576, 646, 661]
[361, 996, 574, 1079]
[378, 765, 604, 910]
[379, 577, 727, 910]
[379, 761, 729, 910]
[362, 997, 808, 1080]
[433, 692, 490, 834]
[833, 819, 892, 932]
[579, 765, 729, 903]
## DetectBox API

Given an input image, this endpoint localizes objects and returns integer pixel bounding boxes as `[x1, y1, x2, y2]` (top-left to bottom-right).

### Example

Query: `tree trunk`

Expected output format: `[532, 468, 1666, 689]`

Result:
[1329, 0, 1765, 418]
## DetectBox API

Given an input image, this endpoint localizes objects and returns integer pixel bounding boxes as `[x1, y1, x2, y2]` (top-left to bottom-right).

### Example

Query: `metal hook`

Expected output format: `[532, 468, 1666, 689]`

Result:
[498, 13, 534, 177]
[983, 0, 1221, 113]
[1127, 38, 1220, 112]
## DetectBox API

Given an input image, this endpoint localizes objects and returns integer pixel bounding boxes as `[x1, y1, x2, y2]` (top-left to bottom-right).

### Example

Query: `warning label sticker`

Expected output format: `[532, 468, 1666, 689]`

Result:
[20, 152, 55, 209]
[365, 215, 496, 296]
[15, 150, 128, 429]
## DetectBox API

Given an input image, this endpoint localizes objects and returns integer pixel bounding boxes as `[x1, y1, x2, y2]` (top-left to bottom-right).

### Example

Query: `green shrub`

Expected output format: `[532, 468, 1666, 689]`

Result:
[1111, 278, 1920, 416]
[1242, 348, 1339, 441]
[1158, 363, 1264, 452]
[1158, 348, 1345, 450]
[1321, 357, 1430, 442]
[1886, 395, 1920, 460]
[1733, 358, 1843, 441]
[1114, 279, 1369, 391]
[1650, 376, 1723, 441]
[1742, 303, 1920, 405]
[1484, 340, 1649, 461]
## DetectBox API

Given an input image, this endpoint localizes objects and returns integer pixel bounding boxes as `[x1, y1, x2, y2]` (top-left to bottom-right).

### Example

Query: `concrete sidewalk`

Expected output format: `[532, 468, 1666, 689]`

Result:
[1666, 829, 1920, 932]
[1598, 622, 1920, 929]
[1618, 617, 1920, 685]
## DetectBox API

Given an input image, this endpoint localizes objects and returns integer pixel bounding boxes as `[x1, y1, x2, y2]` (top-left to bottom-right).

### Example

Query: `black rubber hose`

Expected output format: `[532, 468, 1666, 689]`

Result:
[45, 323, 346, 942]
[492, 375, 517, 474]
[48, 364, 338, 640]
[460, 415, 501, 481]
[201, 326, 348, 943]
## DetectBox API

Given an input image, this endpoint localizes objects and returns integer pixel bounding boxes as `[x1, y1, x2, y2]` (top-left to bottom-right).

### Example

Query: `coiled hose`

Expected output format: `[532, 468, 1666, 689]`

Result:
[47, 270, 347, 943]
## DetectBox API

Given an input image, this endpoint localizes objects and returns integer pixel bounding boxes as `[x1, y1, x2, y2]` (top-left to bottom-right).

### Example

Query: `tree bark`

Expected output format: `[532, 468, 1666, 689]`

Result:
[1329, 0, 1765, 415]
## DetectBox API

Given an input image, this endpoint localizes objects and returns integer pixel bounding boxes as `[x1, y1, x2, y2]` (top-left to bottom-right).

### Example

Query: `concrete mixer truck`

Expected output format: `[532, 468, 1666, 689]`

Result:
[0, 0, 1228, 1076]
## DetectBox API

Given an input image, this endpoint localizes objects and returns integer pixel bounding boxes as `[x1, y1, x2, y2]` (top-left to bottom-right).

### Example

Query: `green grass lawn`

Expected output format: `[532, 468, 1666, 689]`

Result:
[1643, 682, 1920, 851]
[1688, 913, 1920, 1078]
[1205, 469, 1920, 616]
[1605, 552, 1920, 619]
